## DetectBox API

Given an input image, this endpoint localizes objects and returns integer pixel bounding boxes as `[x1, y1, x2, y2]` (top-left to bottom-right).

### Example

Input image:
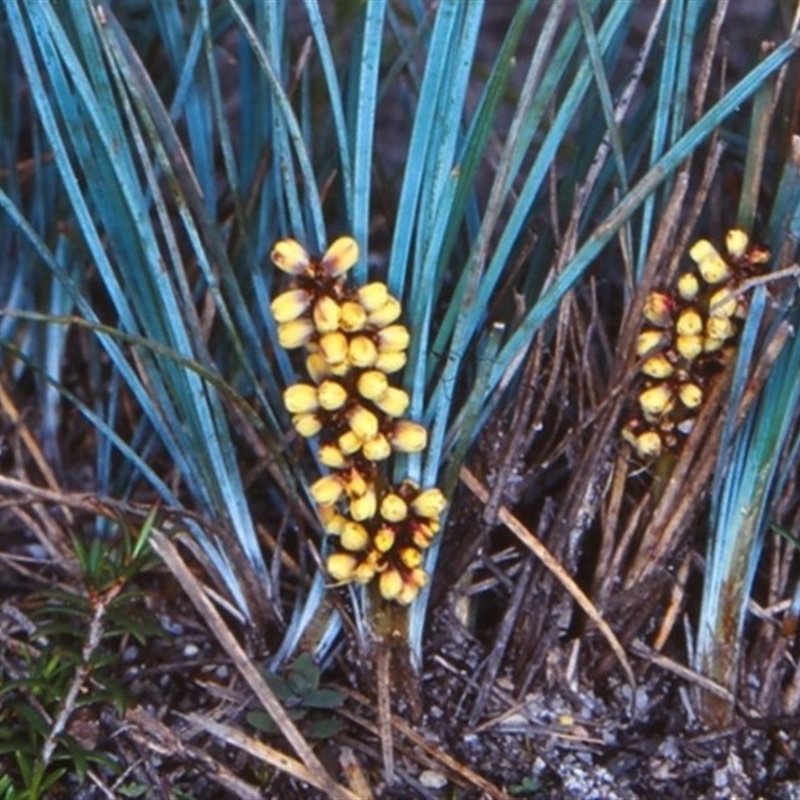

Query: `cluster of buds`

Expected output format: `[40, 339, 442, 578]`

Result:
[270, 236, 446, 604]
[623, 229, 769, 459]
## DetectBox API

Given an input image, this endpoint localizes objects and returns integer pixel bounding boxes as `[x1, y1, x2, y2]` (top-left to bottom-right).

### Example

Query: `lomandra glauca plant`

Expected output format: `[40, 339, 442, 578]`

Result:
[623, 229, 769, 460]
[269, 236, 447, 605]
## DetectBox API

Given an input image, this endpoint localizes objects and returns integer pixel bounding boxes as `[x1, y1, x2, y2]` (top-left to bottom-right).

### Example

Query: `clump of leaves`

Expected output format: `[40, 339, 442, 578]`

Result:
[247, 654, 344, 740]
[0, 509, 164, 797]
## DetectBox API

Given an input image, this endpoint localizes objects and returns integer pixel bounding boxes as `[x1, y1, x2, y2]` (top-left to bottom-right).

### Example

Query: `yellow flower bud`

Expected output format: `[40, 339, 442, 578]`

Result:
[313, 295, 341, 333]
[397, 583, 421, 605]
[357, 282, 389, 313]
[357, 370, 389, 401]
[411, 488, 447, 519]
[310, 474, 344, 506]
[271, 238, 310, 275]
[348, 335, 378, 367]
[676, 335, 704, 360]
[634, 431, 662, 458]
[367, 297, 402, 327]
[341, 521, 370, 551]
[380, 493, 408, 522]
[319, 505, 346, 535]
[343, 469, 369, 497]
[399, 546, 423, 569]
[319, 444, 348, 469]
[643, 292, 673, 327]
[725, 228, 749, 258]
[374, 526, 396, 553]
[338, 430, 363, 455]
[679, 382, 703, 409]
[278, 318, 315, 349]
[271, 289, 312, 323]
[405, 566, 429, 589]
[391, 420, 428, 452]
[340, 301, 367, 332]
[698, 254, 731, 284]
[703, 336, 725, 354]
[317, 380, 349, 410]
[688, 239, 718, 264]
[326, 552, 357, 582]
[373, 386, 410, 417]
[374, 351, 407, 373]
[319, 331, 349, 365]
[676, 309, 703, 337]
[347, 405, 379, 440]
[641, 354, 674, 379]
[377, 324, 410, 353]
[706, 315, 734, 340]
[638, 385, 674, 419]
[677, 273, 700, 301]
[320, 236, 359, 277]
[350, 489, 377, 522]
[283, 383, 319, 414]
[708, 287, 737, 319]
[379, 567, 404, 601]
[292, 413, 322, 437]
[353, 561, 378, 585]
[411, 522, 436, 549]
[306, 353, 330, 383]
[362, 434, 392, 461]
[636, 330, 666, 356]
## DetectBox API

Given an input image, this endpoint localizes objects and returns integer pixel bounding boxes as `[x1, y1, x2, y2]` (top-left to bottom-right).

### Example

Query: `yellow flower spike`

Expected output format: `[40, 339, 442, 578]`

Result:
[271, 289, 312, 323]
[643, 292, 673, 327]
[635, 431, 662, 458]
[357, 282, 390, 313]
[313, 295, 342, 333]
[725, 228, 749, 258]
[340, 301, 367, 332]
[310, 474, 345, 506]
[374, 386, 410, 417]
[677, 273, 700, 301]
[708, 287, 738, 319]
[367, 297, 403, 327]
[353, 560, 378, 585]
[374, 351, 408, 373]
[676, 309, 703, 337]
[399, 546, 423, 569]
[338, 430, 364, 455]
[703, 336, 725, 354]
[638, 385, 674, 419]
[326, 552, 357, 583]
[319, 505, 346, 535]
[374, 526, 396, 553]
[283, 383, 319, 414]
[320, 236, 359, 278]
[411, 488, 447, 519]
[377, 324, 411, 353]
[688, 239, 718, 264]
[278, 318, 315, 349]
[317, 380, 349, 411]
[390, 420, 428, 452]
[676, 334, 704, 361]
[341, 521, 371, 551]
[319, 444, 348, 469]
[379, 567, 404, 601]
[347, 405, 379, 440]
[636, 330, 666, 356]
[306, 353, 330, 383]
[697, 253, 731, 284]
[679, 382, 703, 409]
[641, 354, 674, 380]
[319, 331, 349, 365]
[348, 335, 379, 367]
[350, 489, 377, 522]
[380, 493, 408, 522]
[271, 238, 311, 275]
[362, 434, 392, 461]
[292, 413, 322, 437]
[357, 370, 389, 402]
[706, 316, 735, 341]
